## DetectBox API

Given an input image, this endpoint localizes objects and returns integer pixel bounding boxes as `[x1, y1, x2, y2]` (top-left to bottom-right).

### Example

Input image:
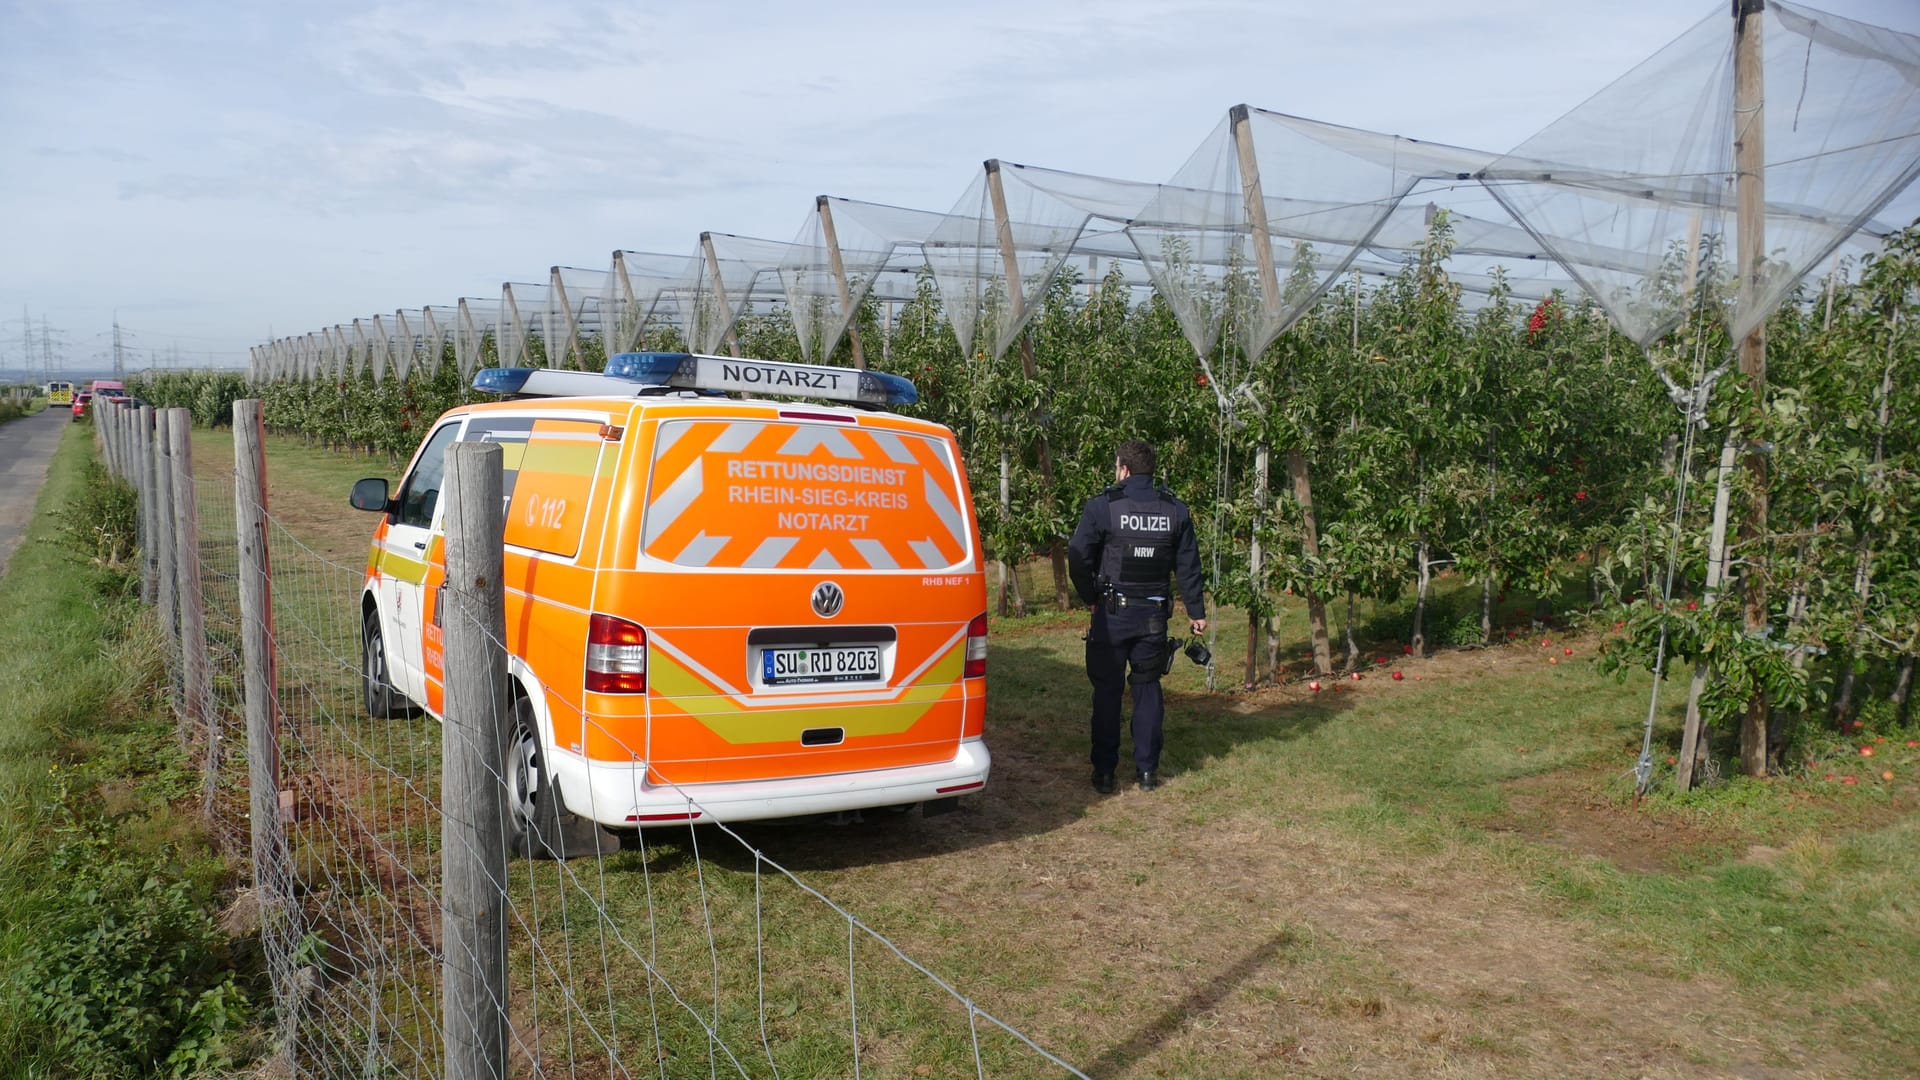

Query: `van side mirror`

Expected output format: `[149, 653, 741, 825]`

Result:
[350, 477, 390, 513]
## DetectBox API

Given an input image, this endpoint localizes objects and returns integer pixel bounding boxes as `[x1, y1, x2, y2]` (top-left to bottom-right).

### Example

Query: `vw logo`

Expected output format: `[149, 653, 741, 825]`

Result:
[811, 581, 845, 619]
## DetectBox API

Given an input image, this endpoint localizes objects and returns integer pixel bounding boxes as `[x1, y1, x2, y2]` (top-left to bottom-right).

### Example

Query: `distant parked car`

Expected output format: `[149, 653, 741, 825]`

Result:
[71, 391, 93, 422]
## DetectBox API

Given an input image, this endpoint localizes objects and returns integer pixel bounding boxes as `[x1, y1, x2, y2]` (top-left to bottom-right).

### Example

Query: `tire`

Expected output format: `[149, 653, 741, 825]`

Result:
[361, 614, 408, 719]
[507, 695, 618, 860]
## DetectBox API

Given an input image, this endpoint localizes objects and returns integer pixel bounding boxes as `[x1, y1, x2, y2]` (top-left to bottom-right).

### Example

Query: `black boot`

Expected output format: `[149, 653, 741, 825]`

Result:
[1137, 770, 1159, 792]
[1091, 769, 1115, 795]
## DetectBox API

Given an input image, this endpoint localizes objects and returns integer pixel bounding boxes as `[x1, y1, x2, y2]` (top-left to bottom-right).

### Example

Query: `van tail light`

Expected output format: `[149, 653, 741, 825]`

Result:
[963, 614, 988, 678]
[586, 614, 647, 693]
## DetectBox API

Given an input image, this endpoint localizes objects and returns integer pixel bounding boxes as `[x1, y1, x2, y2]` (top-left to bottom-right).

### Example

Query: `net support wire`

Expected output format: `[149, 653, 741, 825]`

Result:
[1631, 303, 1732, 799]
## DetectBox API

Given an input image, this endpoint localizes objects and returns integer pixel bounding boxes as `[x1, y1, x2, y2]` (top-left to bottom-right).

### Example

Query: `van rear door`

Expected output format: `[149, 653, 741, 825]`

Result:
[606, 412, 986, 788]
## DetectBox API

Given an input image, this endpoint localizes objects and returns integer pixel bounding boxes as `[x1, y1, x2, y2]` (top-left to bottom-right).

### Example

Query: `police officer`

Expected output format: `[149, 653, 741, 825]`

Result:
[1066, 440, 1206, 793]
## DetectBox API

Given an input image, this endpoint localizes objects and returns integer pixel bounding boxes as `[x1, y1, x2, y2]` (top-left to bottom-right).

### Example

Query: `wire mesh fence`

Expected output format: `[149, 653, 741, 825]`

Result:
[112, 401, 1085, 1078]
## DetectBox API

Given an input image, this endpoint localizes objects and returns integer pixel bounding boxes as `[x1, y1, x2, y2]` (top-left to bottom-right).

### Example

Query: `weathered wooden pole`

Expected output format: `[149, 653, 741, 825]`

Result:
[816, 197, 868, 369]
[1232, 104, 1284, 685]
[152, 410, 182, 726]
[1734, 0, 1770, 777]
[548, 268, 581, 369]
[136, 405, 158, 604]
[611, 251, 643, 353]
[500, 283, 529, 369]
[1678, 436, 1740, 791]
[168, 409, 214, 803]
[441, 442, 510, 1080]
[1289, 448, 1334, 675]
[984, 160, 1072, 613]
[232, 399, 291, 1036]
[701, 232, 744, 358]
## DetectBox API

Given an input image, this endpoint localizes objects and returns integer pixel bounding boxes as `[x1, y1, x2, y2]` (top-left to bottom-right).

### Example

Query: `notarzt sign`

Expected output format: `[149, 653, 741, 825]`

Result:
[1120, 513, 1171, 532]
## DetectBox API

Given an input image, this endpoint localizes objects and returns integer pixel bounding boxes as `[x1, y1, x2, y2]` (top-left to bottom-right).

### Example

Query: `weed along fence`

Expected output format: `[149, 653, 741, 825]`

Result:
[90, 396, 1085, 1078]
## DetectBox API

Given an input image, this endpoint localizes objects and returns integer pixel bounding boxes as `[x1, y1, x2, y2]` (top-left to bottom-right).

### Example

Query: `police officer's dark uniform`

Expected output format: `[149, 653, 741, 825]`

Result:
[1067, 470, 1205, 792]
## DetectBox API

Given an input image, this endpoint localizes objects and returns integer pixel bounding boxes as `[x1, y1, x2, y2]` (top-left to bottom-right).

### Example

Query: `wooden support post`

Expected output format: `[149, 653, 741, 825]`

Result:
[1734, 0, 1770, 777]
[701, 232, 743, 358]
[440, 442, 510, 1080]
[1235, 106, 1330, 674]
[984, 160, 1073, 612]
[612, 251, 643, 352]
[233, 400, 291, 1009]
[1231, 104, 1284, 309]
[153, 410, 182, 730]
[1289, 449, 1333, 675]
[1245, 445, 1268, 688]
[168, 409, 214, 808]
[1678, 436, 1740, 791]
[500, 284, 529, 369]
[137, 405, 157, 604]
[816, 197, 868, 369]
[550, 267, 582, 370]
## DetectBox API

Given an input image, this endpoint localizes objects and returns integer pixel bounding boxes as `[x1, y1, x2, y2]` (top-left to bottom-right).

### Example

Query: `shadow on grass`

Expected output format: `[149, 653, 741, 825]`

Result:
[635, 639, 1358, 876]
[1082, 927, 1304, 1079]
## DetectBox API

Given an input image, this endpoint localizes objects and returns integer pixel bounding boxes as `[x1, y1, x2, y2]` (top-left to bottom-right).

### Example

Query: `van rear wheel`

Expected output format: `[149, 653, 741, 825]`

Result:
[361, 615, 408, 719]
[507, 696, 618, 860]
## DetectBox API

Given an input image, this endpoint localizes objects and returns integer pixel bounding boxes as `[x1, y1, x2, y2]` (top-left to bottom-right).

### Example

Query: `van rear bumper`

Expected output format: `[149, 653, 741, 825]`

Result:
[556, 739, 991, 828]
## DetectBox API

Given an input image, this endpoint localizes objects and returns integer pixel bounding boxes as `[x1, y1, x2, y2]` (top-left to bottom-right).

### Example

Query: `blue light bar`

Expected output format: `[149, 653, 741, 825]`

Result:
[604, 352, 918, 407]
[472, 367, 665, 398]
[472, 368, 534, 395]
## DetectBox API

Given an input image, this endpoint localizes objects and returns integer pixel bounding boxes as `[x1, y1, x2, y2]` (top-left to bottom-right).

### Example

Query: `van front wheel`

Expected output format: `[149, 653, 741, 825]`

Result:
[507, 696, 617, 860]
[361, 615, 407, 719]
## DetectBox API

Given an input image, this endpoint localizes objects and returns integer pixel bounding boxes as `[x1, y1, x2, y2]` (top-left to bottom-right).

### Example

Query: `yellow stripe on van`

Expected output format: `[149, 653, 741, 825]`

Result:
[647, 645, 963, 744]
[378, 549, 428, 585]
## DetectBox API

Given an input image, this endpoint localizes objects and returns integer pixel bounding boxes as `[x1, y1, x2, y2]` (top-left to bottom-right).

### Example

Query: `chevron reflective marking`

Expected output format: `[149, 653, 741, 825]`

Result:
[673, 530, 731, 566]
[868, 430, 918, 465]
[743, 537, 798, 568]
[776, 424, 860, 459]
[850, 539, 898, 569]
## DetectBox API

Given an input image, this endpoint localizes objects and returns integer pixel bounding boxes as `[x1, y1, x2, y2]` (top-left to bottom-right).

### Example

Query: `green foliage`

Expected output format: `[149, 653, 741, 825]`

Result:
[11, 777, 247, 1079]
[129, 370, 248, 428]
[1, 426, 257, 1078]
[53, 461, 138, 571]
[242, 219, 1920, 741]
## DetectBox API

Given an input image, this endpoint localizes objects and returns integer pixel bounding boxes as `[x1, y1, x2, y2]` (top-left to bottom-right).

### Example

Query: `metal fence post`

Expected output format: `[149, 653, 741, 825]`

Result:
[234, 399, 294, 1048]
[154, 411, 182, 710]
[168, 408, 214, 803]
[441, 441, 509, 1080]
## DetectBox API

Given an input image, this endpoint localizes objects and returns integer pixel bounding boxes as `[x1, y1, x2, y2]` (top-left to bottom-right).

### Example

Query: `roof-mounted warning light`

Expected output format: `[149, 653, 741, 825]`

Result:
[605, 352, 919, 407]
[473, 353, 919, 408]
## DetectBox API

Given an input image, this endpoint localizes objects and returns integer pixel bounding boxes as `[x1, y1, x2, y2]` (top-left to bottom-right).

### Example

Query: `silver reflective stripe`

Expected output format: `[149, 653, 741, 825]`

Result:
[644, 459, 703, 540]
[808, 549, 842, 570]
[743, 536, 798, 568]
[709, 421, 761, 454]
[923, 471, 965, 548]
[777, 425, 860, 459]
[869, 430, 917, 465]
[653, 421, 687, 459]
[850, 538, 898, 569]
[909, 539, 946, 568]
[674, 531, 731, 566]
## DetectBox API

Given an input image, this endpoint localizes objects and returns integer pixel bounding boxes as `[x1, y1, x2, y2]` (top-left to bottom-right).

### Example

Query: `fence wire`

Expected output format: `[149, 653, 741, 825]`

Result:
[140, 415, 1084, 1078]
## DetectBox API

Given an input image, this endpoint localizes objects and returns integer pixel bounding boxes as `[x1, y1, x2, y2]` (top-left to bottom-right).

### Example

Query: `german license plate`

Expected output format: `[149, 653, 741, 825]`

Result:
[762, 646, 883, 686]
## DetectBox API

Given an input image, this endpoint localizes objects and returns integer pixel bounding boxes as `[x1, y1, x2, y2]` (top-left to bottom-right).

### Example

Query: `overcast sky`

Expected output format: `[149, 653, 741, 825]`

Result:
[3, 0, 1916, 374]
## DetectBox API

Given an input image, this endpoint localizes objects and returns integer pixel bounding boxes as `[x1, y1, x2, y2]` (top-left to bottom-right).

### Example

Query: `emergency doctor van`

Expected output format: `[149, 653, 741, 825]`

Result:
[350, 352, 990, 855]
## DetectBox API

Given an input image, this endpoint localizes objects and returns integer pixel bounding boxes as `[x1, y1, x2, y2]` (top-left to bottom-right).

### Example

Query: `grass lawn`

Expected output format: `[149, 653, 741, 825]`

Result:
[187, 427, 1920, 1078]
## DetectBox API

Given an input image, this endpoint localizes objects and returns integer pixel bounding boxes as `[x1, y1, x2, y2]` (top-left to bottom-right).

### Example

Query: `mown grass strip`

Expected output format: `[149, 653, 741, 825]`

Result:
[0, 425, 258, 1079]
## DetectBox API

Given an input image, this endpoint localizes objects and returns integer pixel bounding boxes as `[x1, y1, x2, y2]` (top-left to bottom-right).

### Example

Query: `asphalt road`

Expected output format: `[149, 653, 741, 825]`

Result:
[0, 407, 71, 578]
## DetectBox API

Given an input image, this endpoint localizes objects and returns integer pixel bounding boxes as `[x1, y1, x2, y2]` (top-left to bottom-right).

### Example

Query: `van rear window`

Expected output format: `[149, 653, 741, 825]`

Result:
[642, 419, 971, 572]
[467, 416, 607, 558]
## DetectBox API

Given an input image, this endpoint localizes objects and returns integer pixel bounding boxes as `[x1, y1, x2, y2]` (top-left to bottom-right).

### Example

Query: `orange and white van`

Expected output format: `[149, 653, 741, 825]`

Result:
[350, 352, 989, 853]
